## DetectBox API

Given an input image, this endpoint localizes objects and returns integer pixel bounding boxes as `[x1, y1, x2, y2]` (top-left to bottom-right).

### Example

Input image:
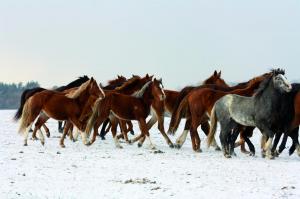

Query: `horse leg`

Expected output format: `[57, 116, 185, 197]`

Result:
[127, 121, 135, 135]
[42, 124, 50, 138]
[278, 133, 288, 154]
[23, 123, 33, 146]
[110, 117, 123, 149]
[138, 119, 155, 150]
[70, 117, 90, 146]
[244, 137, 255, 156]
[99, 119, 110, 140]
[175, 118, 191, 149]
[201, 121, 220, 151]
[288, 127, 300, 156]
[59, 121, 72, 148]
[58, 121, 63, 133]
[137, 115, 158, 147]
[157, 114, 174, 148]
[119, 120, 130, 144]
[271, 132, 283, 157]
[262, 133, 275, 159]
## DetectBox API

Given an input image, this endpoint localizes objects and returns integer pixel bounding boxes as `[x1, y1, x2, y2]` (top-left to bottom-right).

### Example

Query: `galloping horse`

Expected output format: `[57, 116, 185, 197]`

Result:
[168, 73, 269, 152]
[121, 70, 230, 148]
[14, 76, 90, 133]
[87, 75, 153, 142]
[208, 69, 292, 159]
[17, 78, 105, 147]
[85, 78, 165, 149]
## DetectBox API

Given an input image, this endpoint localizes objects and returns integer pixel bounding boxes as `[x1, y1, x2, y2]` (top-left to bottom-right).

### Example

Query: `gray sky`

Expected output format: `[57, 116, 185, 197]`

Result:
[1, 0, 299, 90]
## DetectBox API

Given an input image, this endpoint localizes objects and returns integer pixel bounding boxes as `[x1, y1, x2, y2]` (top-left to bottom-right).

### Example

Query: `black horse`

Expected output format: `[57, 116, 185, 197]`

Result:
[14, 76, 90, 133]
[208, 69, 293, 159]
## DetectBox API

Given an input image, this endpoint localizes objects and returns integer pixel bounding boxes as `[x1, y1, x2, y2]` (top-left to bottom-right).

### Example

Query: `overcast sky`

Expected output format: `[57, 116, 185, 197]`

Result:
[1, 0, 299, 90]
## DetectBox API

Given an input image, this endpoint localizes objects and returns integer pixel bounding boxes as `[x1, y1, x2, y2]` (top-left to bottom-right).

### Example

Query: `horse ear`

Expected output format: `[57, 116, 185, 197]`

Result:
[158, 78, 162, 83]
[146, 74, 149, 78]
[91, 77, 94, 81]
[214, 70, 218, 76]
[218, 71, 222, 77]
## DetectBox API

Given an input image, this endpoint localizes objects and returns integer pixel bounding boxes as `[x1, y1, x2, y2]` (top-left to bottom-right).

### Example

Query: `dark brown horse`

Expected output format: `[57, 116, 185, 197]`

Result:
[18, 78, 105, 147]
[85, 78, 165, 149]
[168, 74, 269, 152]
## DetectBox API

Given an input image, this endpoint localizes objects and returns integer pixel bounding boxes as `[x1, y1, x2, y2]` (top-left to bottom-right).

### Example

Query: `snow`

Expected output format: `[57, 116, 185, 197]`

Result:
[0, 110, 299, 199]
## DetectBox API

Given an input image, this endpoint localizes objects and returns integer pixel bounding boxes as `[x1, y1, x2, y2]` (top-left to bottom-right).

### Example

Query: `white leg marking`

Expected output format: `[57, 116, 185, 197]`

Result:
[264, 137, 274, 159]
[73, 128, 79, 141]
[296, 145, 300, 157]
[146, 136, 156, 150]
[23, 124, 32, 146]
[38, 129, 45, 145]
[114, 136, 123, 149]
[80, 131, 90, 145]
[176, 130, 188, 146]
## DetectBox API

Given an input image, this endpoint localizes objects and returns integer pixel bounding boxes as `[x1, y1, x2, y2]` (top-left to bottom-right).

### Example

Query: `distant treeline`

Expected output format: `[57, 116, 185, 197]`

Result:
[0, 81, 40, 109]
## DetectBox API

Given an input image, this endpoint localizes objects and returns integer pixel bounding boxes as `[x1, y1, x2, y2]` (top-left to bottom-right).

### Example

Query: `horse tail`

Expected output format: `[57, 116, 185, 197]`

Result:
[14, 88, 44, 121]
[168, 97, 189, 135]
[85, 98, 101, 135]
[207, 105, 218, 147]
[18, 98, 32, 134]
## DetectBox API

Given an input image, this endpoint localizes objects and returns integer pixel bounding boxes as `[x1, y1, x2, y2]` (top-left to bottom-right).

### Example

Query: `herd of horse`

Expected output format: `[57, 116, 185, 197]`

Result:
[14, 69, 300, 159]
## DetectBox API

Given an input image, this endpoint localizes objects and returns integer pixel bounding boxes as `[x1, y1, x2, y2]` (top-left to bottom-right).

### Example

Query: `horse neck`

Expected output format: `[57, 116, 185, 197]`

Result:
[231, 80, 261, 96]
[76, 87, 91, 106]
[140, 84, 154, 105]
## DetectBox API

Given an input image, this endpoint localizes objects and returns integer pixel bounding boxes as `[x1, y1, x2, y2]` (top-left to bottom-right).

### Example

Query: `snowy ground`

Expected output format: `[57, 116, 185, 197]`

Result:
[0, 110, 299, 199]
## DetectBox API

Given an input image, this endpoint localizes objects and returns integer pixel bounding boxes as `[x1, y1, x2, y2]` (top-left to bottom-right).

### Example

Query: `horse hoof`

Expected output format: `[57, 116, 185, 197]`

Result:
[41, 142, 45, 146]
[60, 144, 65, 148]
[137, 143, 142, 148]
[195, 148, 202, 153]
[225, 154, 231, 158]
[175, 144, 182, 149]
[46, 133, 50, 138]
[23, 143, 28, 146]
[215, 146, 221, 151]
[130, 131, 135, 135]
[117, 145, 123, 149]
[101, 137, 106, 140]
[169, 143, 174, 148]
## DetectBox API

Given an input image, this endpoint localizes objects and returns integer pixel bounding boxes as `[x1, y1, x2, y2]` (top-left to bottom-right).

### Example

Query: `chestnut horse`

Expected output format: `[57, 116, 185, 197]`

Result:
[85, 75, 153, 142]
[168, 74, 269, 152]
[136, 70, 230, 148]
[85, 78, 165, 149]
[14, 76, 90, 133]
[18, 78, 105, 147]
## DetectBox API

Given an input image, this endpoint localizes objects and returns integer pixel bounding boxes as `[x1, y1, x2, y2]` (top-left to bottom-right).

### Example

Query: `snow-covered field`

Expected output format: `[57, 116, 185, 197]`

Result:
[0, 110, 299, 199]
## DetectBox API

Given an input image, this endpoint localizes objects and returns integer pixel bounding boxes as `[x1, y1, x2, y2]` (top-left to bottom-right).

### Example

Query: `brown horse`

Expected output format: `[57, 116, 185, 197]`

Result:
[85, 78, 165, 149]
[168, 72, 271, 151]
[168, 75, 269, 152]
[84, 75, 153, 142]
[18, 78, 105, 147]
[136, 70, 230, 148]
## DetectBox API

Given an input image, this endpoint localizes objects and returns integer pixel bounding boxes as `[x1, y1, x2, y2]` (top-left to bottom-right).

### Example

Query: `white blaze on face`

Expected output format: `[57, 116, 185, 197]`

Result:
[278, 74, 292, 91]
[159, 82, 166, 101]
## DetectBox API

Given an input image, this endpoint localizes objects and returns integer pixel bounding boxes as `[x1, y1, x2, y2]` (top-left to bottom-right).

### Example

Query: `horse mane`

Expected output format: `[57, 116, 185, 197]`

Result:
[115, 76, 140, 91]
[131, 81, 152, 98]
[66, 79, 91, 98]
[107, 75, 126, 85]
[56, 75, 89, 91]
[254, 69, 285, 97]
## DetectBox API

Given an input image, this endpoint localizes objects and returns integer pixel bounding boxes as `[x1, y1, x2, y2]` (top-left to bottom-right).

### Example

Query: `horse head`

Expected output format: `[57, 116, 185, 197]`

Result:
[271, 68, 292, 93]
[88, 77, 105, 99]
[203, 70, 229, 87]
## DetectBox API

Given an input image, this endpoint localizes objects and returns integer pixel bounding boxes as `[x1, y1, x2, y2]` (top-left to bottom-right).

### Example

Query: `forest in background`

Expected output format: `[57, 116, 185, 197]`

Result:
[0, 81, 40, 109]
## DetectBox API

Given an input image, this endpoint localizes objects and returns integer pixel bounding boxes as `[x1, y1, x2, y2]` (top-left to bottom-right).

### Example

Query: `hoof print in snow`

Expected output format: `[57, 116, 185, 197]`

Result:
[56, 151, 61, 154]
[124, 178, 156, 185]
[152, 150, 164, 154]
[19, 151, 23, 154]
[11, 158, 17, 160]
[151, 187, 161, 191]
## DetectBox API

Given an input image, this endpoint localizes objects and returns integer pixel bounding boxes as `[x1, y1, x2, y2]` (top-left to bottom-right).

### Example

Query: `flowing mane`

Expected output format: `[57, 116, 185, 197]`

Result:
[66, 79, 91, 98]
[131, 81, 152, 98]
[115, 76, 141, 91]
